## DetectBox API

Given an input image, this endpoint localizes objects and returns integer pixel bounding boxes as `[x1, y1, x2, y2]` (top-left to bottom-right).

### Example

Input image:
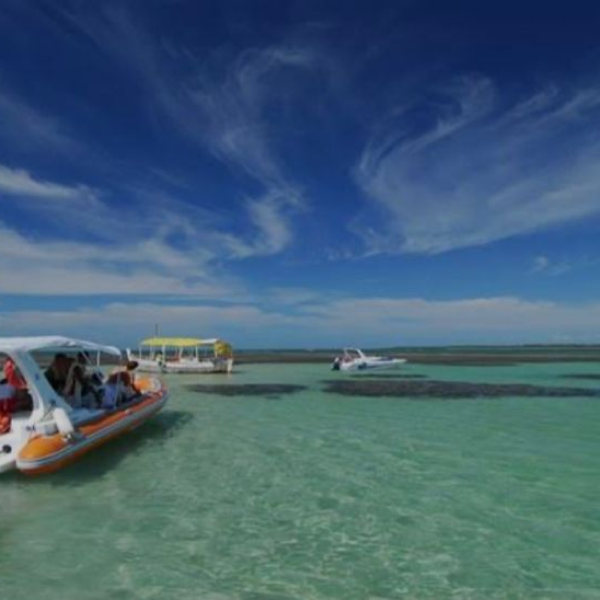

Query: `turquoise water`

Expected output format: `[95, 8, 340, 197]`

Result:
[1, 362, 600, 599]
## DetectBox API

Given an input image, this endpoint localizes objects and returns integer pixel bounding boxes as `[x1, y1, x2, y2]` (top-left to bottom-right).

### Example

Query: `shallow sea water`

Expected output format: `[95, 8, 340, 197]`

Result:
[1, 362, 600, 599]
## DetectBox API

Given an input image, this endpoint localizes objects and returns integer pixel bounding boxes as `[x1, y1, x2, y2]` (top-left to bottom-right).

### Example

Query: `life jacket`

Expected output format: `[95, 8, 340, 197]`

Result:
[0, 407, 10, 434]
[5, 360, 26, 390]
[0, 387, 15, 434]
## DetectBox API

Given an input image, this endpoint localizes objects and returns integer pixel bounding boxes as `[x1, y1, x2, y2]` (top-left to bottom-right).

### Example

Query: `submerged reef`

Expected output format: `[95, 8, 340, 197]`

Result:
[349, 373, 428, 379]
[187, 384, 307, 397]
[323, 379, 597, 399]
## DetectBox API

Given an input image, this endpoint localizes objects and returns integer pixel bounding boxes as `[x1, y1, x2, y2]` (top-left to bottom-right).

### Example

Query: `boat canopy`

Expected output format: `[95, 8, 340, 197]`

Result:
[140, 337, 221, 348]
[0, 336, 121, 356]
[214, 340, 233, 357]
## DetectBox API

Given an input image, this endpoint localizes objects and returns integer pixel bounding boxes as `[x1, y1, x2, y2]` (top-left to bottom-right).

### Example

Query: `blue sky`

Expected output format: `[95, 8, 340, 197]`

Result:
[1, 0, 600, 347]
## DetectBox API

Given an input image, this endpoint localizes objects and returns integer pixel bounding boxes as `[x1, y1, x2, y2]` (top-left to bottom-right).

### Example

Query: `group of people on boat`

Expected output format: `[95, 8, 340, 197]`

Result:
[44, 353, 141, 409]
[0, 336, 172, 476]
[0, 353, 142, 433]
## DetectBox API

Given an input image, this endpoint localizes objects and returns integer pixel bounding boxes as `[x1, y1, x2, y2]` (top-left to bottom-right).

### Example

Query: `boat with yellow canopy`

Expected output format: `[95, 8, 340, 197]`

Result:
[127, 337, 234, 374]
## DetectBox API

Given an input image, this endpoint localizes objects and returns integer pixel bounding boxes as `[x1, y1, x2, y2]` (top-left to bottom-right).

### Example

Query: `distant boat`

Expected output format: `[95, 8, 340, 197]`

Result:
[0, 336, 168, 475]
[331, 348, 407, 372]
[127, 337, 234, 374]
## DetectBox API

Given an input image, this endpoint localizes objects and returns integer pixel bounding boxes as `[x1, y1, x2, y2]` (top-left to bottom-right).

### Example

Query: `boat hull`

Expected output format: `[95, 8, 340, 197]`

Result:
[338, 358, 407, 372]
[134, 356, 233, 374]
[16, 384, 168, 475]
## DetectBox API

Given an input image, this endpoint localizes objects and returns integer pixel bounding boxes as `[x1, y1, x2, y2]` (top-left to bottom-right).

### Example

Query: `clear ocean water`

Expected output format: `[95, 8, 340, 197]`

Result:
[1, 361, 599, 599]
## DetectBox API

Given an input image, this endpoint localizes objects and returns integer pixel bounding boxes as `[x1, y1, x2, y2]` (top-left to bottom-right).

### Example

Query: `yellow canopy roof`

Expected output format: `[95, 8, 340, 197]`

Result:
[140, 337, 220, 348]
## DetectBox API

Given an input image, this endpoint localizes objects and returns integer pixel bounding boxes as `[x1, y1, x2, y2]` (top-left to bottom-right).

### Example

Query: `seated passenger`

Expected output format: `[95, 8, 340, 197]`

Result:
[4, 358, 27, 390]
[0, 383, 14, 434]
[63, 352, 93, 408]
[107, 360, 139, 390]
[45, 353, 70, 394]
[0, 383, 33, 432]
[101, 361, 140, 409]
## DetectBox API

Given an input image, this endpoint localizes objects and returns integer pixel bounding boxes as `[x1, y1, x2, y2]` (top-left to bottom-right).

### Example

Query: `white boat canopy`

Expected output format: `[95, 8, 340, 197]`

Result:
[0, 336, 121, 356]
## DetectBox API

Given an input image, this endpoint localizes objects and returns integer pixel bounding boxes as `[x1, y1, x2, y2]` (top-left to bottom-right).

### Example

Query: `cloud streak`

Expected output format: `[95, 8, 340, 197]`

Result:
[531, 254, 600, 277]
[3, 295, 600, 346]
[0, 301, 291, 346]
[59, 5, 314, 258]
[0, 164, 96, 200]
[0, 162, 298, 295]
[355, 77, 600, 254]
[186, 45, 315, 187]
[0, 83, 79, 153]
[0, 220, 235, 297]
[297, 295, 600, 345]
[0, 165, 244, 297]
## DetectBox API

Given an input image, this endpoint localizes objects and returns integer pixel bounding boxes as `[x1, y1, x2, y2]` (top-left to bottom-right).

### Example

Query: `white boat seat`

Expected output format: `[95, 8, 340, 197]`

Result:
[9, 413, 33, 435]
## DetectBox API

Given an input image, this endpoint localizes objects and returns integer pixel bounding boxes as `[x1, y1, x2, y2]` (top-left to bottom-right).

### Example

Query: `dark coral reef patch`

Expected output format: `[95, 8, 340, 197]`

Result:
[349, 373, 428, 379]
[323, 379, 597, 399]
[187, 384, 307, 397]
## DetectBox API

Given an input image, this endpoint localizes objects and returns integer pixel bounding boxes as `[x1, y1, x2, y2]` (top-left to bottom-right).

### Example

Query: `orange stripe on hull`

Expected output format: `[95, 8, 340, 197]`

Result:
[18, 388, 168, 476]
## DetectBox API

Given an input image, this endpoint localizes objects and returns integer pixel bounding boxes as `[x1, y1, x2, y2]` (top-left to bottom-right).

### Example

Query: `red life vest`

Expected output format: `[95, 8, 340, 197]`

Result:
[0, 399, 11, 434]
[5, 359, 27, 390]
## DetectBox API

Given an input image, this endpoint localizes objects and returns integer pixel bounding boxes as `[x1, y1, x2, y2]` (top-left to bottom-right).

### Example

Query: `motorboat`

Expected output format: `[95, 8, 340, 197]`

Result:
[127, 337, 234, 374]
[0, 336, 169, 475]
[331, 348, 407, 372]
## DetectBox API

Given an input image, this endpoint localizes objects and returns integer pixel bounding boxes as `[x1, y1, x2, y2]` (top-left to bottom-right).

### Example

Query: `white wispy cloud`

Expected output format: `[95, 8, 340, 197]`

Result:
[0, 164, 123, 243]
[355, 77, 600, 254]
[0, 83, 79, 152]
[0, 220, 235, 297]
[0, 302, 292, 346]
[531, 254, 600, 277]
[3, 295, 600, 346]
[186, 45, 315, 187]
[267, 287, 320, 306]
[0, 165, 191, 259]
[0, 164, 96, 201]
[531, 255, 551, 273]
[0, 163, 247, 296]
[296, 296, 600, 345]
[59, 5, 314, 258]
[0, 160, 312, 295]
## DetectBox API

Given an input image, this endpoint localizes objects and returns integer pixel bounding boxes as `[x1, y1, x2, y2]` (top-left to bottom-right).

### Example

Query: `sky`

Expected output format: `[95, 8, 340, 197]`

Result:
[1, 0, 600, 348]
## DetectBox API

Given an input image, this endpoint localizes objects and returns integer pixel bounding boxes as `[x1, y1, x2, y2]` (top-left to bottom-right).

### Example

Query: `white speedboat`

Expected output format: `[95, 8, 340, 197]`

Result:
[0, 336, 168, 475]
[127, 337, 234, 374]
[331, 348, 407, 372]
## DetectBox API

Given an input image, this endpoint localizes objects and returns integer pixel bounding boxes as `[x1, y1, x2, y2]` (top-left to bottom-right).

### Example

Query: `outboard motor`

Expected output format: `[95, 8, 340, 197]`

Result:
[331, 357, 341, 371]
